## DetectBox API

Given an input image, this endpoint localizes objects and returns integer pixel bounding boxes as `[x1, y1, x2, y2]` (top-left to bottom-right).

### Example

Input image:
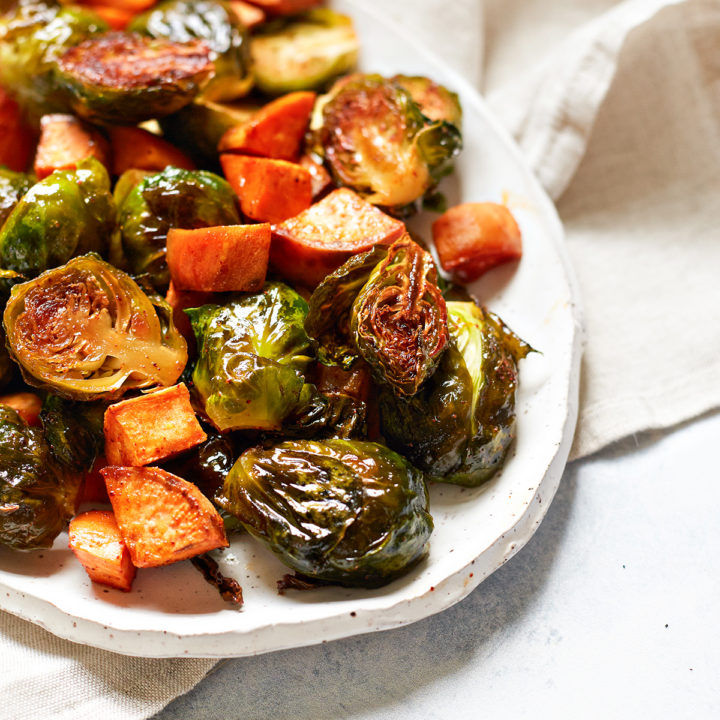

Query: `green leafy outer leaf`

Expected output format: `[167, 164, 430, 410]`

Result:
[0, 168, 35, 228]
[304, 244, 389, 370]
[188, 282, 316, 432]
[379, 302, 531, 487]
[217, 439, 433, 587]
[0, 405, 76, 549]
[351, 236, 448, 396]
[390, 75, 463, 129]
[130, 0, 253, 102]
[0, 157, 114, 277]
[118, 166, 240, 290]
[3, 253, 188, 400]
[0, 0, 107, 121]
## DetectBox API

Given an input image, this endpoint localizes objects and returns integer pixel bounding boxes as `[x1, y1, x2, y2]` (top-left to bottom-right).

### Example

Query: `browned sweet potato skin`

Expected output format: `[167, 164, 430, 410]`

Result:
[69, 510, 136, 592]
[167, 224, 270, 292]
[101, 466, 228, 567]
[104, 383, 207, 467]
[270, 188, 405, 287]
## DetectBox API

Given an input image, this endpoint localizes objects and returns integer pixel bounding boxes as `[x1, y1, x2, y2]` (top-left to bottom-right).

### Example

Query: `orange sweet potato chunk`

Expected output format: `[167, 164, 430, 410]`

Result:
[80, 455, 111, 505]
[167, 224, 270, 292]
[87, 4, 135, 30]
[432, 202, 523, 283]
[221, 154, 312, 223]
[69, 510, 136, 592]
[34, 114, 109, 180]
[270, 187, 405, 287]
[218, 91, 316, 162]
[101, 466, 228, 567]
[228, 0, 266, 28]
[244, 0, 320, 15]
[109, 125, 195, 175]
[299, 154, 333, 199]
[104, 383, 207, 467]
[0, 392, 43, 427]
[165, 281, 214, 352]
[0, 87, 34, 172]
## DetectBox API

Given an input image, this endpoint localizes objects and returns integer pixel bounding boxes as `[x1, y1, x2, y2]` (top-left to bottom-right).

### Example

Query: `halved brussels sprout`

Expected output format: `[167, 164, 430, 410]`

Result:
[3, 254, 188, 400]
[305, 236, 448, 396]
[188, 282, 316, 432]
[0, 405, 77, 549]
[118, 166, 240, 289]
[217, 439, 433, 587]
[0, 0, 108, 120]
[0, 157, 114, 277]
[55, 31, 214, 124]
[251, 9, 359, 95]
[0, 168, 35, 227]
[391, 75, 463, 129]
[310, 74, 462, 212]
[130, 0, 253, 102]
[379, 302, 531, 486]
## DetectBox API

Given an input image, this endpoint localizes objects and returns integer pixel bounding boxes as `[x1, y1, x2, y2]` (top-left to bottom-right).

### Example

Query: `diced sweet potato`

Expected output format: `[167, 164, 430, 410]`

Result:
[0, 87, 34, 173]
[270, 187, 405, 287]
[101, 466, 228, 567]
[104, 383, 207, 467]
[432, 202, 523, 283]
[221, 154, 312, 223]
[299, 154, 333, 199]
[218, 91, 316, 162]
[0, 392, 43, 427]
[80, 455, 111, 505]
[228, 0, 266, 28]
[244, 0, 320, 15]
[165, 281, 214, 352]
[82, 0, 158, 12]
[167, 224, 270, 293]
[87, 4, 135, 30]
[109, 125, 195, 175]
[69, 510, 136, 592]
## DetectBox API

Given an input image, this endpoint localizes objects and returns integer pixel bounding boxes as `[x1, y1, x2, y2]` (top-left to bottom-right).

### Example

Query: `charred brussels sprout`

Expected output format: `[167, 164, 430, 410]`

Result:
[0, 405, 77, 549]
[55, 31, 214, 125]
[188, 282, 316, 432]
[251, 9, 359, 96]
[305, 236, 448, 396]
[218, 439, 432, 587]
[3, 254, 188, 400]
[311, 74, 462, 212]
[391, 75, 462, 129]
[118, 167, 240, 289]
[379, 302, 531, 487]
[0, 0, 107, 120]
[0, 168, 35, 228]
[0, 157, 114, 277]
[130, 0, 252, 102]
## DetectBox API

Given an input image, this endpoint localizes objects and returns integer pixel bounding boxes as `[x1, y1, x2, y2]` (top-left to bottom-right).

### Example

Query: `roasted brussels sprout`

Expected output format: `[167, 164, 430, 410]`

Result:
[130, 0, 253, 102]
[311, 74, 462, 212]
[305, 236, 448, 396]
[251, 9, 359, 95]
[391, 75, 462, 129]
[118, 166, 240, 289]
[379, 302, 531, 486]
[3, 254, 188, 400]
[0, 168, 35, 227]
[187, 281, 316, 431]
[0, 157, 114, 277]
[0, 405, 77, 549]
[0, 0, 108, 120]
[217, 439, 433, 587]
[55, 31, 214, 124]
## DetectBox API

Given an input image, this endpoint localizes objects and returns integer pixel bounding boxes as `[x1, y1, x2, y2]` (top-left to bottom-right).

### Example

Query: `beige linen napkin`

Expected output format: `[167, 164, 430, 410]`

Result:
[3, 0, 719, 717]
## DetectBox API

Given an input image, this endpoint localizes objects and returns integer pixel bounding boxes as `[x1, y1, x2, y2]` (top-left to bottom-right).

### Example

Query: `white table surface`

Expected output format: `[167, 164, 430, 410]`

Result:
[153, 410, 720, 719]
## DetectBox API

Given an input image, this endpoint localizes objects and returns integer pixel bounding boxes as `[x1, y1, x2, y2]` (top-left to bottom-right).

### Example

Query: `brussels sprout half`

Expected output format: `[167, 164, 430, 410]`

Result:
[379, 302, 532, 487]
[251, 9, 359, 96]
[217, 439, 433, 588]
[130, 0, 253, 102]
[0, 405, 78, 549]
[0, 157, 114, 278]
[55, 31, 214, 125]
[3, 254, 188, 400]
[391, 75, 463, 129]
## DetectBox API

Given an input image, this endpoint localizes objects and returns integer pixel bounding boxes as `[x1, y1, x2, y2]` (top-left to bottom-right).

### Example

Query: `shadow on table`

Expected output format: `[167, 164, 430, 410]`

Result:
[155, 470, 579, 720]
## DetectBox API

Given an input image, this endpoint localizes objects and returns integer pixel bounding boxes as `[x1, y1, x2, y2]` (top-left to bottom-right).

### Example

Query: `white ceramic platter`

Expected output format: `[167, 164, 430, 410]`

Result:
[0, 0, 582, 658]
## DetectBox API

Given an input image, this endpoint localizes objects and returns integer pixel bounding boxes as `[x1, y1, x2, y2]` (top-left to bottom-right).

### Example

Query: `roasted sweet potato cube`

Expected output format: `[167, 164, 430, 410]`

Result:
[299, 154, 333, 199]
[221, 154, 312, 223]
[218, 91, 316, 161]
[167, 224, 270, 293]
[0, 87, 35, 172]
[80, 455, 111, 505]
[69, 510, 136, 592]
[165, 281, 214, 352]
[270, 187, 405, 287]
[101, 466, 228, 567]
[85, 4, 134, 30]
[34, 114, 109, 180]
[109, 125, 195, 176]
[228, 0, 266, 28]
[0, 392, 43, 427]
[432, 202, 523, 283]
[104, 384, 207, 467]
